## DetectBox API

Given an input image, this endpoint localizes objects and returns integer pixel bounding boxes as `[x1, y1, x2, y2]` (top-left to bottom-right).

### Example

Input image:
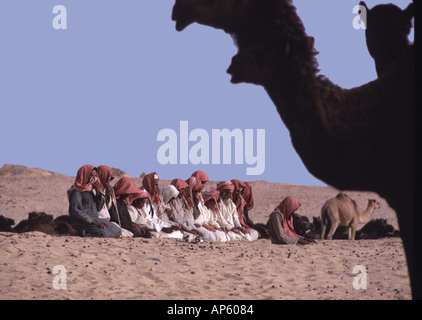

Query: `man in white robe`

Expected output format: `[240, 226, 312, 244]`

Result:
[128, 186, 184, 239]
[202, 189, 230, 242]
[170, 179, 205, 240]
[216, 181, 252, 241]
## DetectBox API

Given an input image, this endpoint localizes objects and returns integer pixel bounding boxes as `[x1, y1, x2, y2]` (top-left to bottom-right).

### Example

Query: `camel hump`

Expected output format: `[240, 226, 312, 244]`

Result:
[335, 193, 349, 200]
[334, 193, 358, 210]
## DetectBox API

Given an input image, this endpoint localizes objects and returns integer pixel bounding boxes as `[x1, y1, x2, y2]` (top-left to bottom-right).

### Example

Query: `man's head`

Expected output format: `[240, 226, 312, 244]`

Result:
[97, 165, 115, 189]
[217, 181, 235, 201]
[89, 168, 98, 183]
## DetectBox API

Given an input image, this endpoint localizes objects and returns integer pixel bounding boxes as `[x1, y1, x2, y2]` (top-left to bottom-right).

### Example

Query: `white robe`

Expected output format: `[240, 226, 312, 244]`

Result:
[201, 205, 230, 242]
[129, 203, 183, 239]
[174, 198, 213, 242]
[192, 201, 226, 242]
[218, 198, 257, 241]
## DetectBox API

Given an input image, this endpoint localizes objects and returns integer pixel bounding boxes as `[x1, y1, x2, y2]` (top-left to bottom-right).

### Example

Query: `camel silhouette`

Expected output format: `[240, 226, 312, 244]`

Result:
[171, 0, 416, 297]
[360, 1, 414, 76]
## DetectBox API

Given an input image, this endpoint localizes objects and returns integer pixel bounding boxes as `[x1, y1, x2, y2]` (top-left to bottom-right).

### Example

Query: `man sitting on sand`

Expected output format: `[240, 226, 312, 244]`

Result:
[108, 177, 151, 238]
[96, 165, 133, 237]
[142, 172, 175, 223]
[216, 181, 249, 241]
[231, 179, 259, 241]
[129, 186, 184, 239]
[267, 196, 316, 245]
[185, 171, 222, 242]
[67, 164, 121, 238]
[185, 170, 209, 212]
[170, 178, 205, 240]
[162, 183, 204, 241]
[202, 188, 230, 242]
[96, 165, 115, 220]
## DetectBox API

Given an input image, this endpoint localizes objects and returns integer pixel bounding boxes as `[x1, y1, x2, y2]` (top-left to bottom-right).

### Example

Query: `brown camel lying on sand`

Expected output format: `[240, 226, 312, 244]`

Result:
[171, 0, 416, 297]
[320, 193, 380, 240]
[0, 215, 15, 233]
[0, 212, 78, 236]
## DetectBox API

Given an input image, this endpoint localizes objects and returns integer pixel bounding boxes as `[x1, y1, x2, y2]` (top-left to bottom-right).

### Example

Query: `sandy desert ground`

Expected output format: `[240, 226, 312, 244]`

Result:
[0, 164, 412, 300]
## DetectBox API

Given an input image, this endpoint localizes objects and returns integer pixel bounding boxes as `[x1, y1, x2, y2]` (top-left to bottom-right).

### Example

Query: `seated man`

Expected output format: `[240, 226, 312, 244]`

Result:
[67, 164, 121, 238]
[142, 172, 174, 223]
[185, 170, 209, 213]
[230, 179, 259, 241]
[129, 186, 184, 239]
[216, 181, 249, 241]
[108, 177, 151, 238]
[185, 171, 222, 242]
[267, 196, 316, 245]
[202, 188, 230, 242]
[96, 165, 133, 237]
[171, 179, 204, 240]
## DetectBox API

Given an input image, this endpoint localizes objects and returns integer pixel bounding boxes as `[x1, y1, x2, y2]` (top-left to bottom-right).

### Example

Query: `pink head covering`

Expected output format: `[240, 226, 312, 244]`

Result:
[171, 178, 189, 190]
[216, 181, 235, 192]
[231, 179, 254, 210]
[187, 170, 209, 191]
[202, 189, 220, 202]
[171, 178, 191, 208]
[274, 196, 301, 238]
[185, 170, 209, 207]
[203, 188, 221, 212]
[127, 186, 151, 206]
[113, 177, 139, 196]
[230, 179, 251, 232]
[242, 182, 254, 210]
[68, 164, 96, 196]
[97, 165, 115, 191]
[142, 172, 160, 204]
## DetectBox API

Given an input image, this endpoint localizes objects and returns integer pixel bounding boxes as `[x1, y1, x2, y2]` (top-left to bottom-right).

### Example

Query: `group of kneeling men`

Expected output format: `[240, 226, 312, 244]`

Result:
[67, 164, 316, 245]
[67, 164, 260, 242]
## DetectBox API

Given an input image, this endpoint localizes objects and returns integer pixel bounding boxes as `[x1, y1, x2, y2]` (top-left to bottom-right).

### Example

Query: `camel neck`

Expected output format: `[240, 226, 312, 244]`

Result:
[358, 204, 376, 224]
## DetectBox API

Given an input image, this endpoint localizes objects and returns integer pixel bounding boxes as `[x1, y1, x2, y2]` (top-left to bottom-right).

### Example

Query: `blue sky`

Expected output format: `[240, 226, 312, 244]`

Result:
[0, 0, 413, 186]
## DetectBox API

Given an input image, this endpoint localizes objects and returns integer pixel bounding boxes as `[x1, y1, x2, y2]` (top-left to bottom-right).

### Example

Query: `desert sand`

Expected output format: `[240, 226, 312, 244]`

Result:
[0, 164, 411, 300]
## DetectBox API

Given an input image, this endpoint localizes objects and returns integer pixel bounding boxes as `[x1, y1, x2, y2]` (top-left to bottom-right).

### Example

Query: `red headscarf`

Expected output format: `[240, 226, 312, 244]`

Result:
[171, 178, 190, 208]
[97, 165, 115, 191]
[68, 164, 96, 196]
[127, 186, 150, 206]
[274, 196, 301, 238]
[203, 188, 221, 211]
[113, 177, 139, 196]
[216, 181, 235, 192]
[202, 188, 220, 202]
[142, 172, 160, 204]
[171, 178, 189, 190]
[231, 179, 254, 210]
[185, 170, 209, 206]
[242, 182, 254, 210]
[230, 179, 250, 232]
[187, 170, 209, 191]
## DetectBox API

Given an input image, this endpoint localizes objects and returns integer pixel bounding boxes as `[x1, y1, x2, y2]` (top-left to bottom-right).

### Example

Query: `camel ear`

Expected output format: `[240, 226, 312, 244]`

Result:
[359, 1, 369, 11]
[403, 3, 414, 21]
